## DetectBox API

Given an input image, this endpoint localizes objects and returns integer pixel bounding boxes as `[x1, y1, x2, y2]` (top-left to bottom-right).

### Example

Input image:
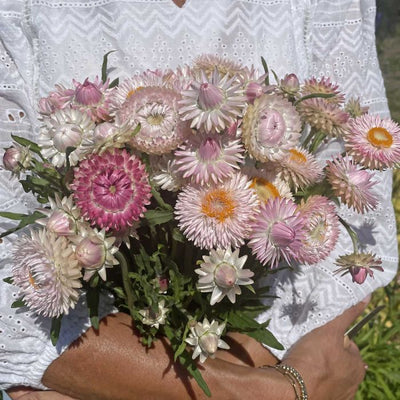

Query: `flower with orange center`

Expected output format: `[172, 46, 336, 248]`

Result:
[175, 173, 259, 249]
[277, 146, 323, 189]
[345, 114, 400, 169]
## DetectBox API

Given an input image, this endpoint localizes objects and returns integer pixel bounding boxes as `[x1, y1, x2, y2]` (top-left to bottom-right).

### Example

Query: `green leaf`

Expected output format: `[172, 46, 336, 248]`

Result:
[11, 135, 42, 156]
[0, 211, 45, 239]
[101, 50, 116, 83]
[174, 323, 190, 362]
[3, 277, 13, 285]
[144, 209, 173, 225]
[294, 92, 335, 105]
[87, 287, 100, 330]
[245, 328, 283, 350]
[260, 56, 269, 86]
[0, 211, 28, 221]
[50, 316, 63, 346]
[109, 77, 119, 88]
[11, 299, 26, 308]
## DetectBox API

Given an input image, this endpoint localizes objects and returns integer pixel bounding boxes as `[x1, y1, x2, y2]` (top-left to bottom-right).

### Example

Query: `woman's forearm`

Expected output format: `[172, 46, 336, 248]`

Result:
[42, 313, 292, 400]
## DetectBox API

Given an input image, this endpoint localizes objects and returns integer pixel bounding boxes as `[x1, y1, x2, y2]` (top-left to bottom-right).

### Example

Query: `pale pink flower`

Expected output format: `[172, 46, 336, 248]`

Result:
[12, 229, 82, 317]
[116, 86, 191, 154]
[242, 94, 302, 162]
[297, 195, 340, 264]
[248, 197, 305, 268]
[277, 147, 324, 189]
[297, 98, 349, 138]
[71, 149, 152, 231]
[196, 248, 254, 305]
[334, 252, 384, 284]
[326, 155, 378, 213]
[179, 69, 246, 132]
[149, 153, 185, 192]
[175, 173, 259, 250]
[174, 131, 244, 185]
[345, 114, 400, 170]
[38, 84, 74, 115]
[301, 77, 345, 105]
[193, 54, 245, 79]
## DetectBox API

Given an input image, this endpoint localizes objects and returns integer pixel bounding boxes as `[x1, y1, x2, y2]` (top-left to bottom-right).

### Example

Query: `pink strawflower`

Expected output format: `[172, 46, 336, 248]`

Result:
[193, 54, 245, 79]
[71, 149, 152, 231]
[175, 173, 259, 249]
[326, 155, 378, 213]
[116, 86, 191, 154]
[297, 195, 340, 264]
[301, 77, 345, 105]
[174, 131, 244, 185]
[72, 77, 113, 122]
[297, 98, 349, 138]
[2, 144, 32, 177]
[280, 73, 300, 96]
[334, 252, 384, 284]
[38, 84, 74, 115]
[277, 147, 324, 189]
[248, 197, 305, 268]
[109, 69, 166, 111]
[12, 229, 82, 318]
[242, 94, 302, 162]
[179, 69, 246, 132]
[345, 114, 400, 170]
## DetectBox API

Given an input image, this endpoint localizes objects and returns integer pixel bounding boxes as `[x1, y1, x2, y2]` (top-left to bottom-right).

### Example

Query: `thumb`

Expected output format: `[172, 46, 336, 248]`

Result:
[328, 294, 371, 334]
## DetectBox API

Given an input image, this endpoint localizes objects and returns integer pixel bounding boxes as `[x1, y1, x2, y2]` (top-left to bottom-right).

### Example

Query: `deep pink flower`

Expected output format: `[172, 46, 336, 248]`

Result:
[71, 149, 152, 231]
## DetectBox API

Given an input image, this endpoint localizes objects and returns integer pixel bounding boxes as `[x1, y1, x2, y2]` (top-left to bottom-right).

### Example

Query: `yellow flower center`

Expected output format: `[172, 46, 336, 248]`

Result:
[126, 86, 143, 99]
[201, 189, 235, 222]
[289, 149, 307, 163]
[250, 177, 279, 202]
[367, 127, 393, 148]
[147, 113, 165, 126]
[28, 271, 38, 290]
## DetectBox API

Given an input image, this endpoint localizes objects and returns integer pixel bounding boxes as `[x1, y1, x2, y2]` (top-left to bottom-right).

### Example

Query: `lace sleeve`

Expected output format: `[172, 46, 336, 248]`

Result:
[257, 0, 398, 358]
[0, 3, 116, 390]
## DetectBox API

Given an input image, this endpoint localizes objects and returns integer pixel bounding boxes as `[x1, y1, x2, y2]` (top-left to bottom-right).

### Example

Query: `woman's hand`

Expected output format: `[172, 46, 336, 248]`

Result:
[282, 297, 370, 400]
[7, 388, 77, 400]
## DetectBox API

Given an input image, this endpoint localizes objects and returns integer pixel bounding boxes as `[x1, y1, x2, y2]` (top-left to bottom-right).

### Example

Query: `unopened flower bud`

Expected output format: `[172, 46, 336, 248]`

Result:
[199, 333, 219, 357]
[76, 237, 105, 269]
[198, 83, 224, 110]
[75, 78, 103, 106]
[47, 210, 76, 236]
[245, 81, 264, 104]
[280, 73, 300, 95]
[94, 122, 115, 144]
[53, 126, 82, 152]
[349, 266, 369, 284]
[3, 146, 31, 173]
[214, 263, 237, 288]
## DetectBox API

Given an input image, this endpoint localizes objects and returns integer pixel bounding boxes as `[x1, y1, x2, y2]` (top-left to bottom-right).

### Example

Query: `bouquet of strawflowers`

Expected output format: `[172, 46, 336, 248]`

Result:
[2, 53, 400, 394]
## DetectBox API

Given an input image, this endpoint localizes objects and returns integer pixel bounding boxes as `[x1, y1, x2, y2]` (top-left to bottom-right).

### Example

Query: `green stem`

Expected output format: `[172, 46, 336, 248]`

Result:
[151, 187, 173, 211]
[338, 216, 359, 253]
[309, 130, 328, 153]
[116, 251, 135, 318]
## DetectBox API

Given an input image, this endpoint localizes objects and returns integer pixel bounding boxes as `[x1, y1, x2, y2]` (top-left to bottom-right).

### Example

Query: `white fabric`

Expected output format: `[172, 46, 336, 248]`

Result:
[0, 0, 397, 389]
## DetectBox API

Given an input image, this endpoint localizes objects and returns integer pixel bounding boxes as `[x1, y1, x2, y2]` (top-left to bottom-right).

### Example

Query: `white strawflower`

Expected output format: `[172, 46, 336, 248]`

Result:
[196, 248, 254, 305]
[185, 318, 230, 363]
[139, 299, 169, 329]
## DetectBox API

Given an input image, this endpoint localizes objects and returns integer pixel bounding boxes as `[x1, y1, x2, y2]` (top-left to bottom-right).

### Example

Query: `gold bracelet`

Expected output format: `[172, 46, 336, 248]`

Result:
[260, 364, 308, 400]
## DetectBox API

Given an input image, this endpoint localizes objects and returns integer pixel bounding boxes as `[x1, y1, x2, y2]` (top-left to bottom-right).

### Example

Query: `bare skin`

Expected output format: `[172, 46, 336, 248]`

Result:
[8, 298, 368, 400]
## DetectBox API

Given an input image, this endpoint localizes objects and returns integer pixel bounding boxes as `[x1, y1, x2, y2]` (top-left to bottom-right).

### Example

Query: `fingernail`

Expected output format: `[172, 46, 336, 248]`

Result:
[362, 294, 371, 304]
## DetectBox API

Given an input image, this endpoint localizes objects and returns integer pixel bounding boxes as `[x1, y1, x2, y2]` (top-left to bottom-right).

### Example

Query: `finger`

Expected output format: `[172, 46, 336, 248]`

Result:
[328, 294, 371, 334]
